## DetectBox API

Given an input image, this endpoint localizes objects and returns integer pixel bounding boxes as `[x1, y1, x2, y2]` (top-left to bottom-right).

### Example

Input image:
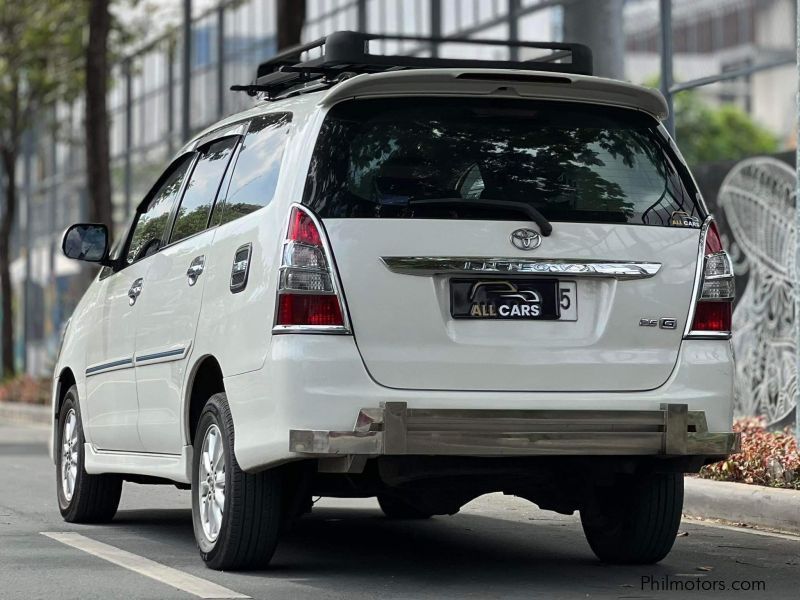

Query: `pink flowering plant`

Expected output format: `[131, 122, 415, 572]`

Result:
[0, 375, 51, 405]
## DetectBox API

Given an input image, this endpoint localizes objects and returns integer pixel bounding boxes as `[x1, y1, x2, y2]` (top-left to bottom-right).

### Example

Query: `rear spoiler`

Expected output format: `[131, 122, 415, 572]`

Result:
[319, 68, 669, 121]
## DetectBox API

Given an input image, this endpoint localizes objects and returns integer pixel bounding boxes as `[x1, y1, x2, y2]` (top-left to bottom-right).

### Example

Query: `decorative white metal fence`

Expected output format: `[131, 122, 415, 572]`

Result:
[719, 157, 798, 428]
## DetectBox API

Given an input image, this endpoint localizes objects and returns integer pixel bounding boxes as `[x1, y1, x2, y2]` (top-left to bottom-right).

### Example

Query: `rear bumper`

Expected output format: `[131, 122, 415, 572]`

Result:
[224, 336, 734, 472]
[290, 402, 739, 463]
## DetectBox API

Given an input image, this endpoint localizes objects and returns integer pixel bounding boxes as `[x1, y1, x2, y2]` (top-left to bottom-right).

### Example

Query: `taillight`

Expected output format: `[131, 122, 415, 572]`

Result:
[273, 205, 349, 332]
[686, 219, 734, 336]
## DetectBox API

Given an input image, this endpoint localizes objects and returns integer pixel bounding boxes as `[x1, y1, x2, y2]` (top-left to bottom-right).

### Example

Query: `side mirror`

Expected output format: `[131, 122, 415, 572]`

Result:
[62, 223, 111, 265]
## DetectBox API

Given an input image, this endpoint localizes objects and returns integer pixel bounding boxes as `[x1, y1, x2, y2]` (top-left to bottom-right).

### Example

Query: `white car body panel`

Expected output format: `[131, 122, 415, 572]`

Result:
[191, 104, 317, 380]
[134, 228, 215, 454]
[325, 219, 698, 392]
[83, 443, 193, 483]
[83, 262, 149, 452]
[50, 69, 734, 483]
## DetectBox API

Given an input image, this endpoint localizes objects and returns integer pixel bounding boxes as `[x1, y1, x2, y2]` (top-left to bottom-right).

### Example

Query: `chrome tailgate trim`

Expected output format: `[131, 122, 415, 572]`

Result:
[380, 257, 662, 279]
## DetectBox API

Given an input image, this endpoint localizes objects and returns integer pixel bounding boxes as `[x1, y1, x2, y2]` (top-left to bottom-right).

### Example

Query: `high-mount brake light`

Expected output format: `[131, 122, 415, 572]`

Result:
[273, 205, 349, 332]
[686, 219, 734, 336]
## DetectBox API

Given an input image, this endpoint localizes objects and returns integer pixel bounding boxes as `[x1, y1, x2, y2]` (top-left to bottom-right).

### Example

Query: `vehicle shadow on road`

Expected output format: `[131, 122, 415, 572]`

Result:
[111, 504, 676, 596]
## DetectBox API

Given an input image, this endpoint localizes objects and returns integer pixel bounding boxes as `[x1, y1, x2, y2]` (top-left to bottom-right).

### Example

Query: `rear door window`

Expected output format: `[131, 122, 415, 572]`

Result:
[214, 113, 292, 226]
[303, 98, 702, 226]
[169, 137, 237, 244]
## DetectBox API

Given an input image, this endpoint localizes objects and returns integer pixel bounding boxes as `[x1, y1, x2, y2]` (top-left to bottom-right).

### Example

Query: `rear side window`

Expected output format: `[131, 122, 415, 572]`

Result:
[215, 113, 291, 226]
[303, 98, 702, 226]
[170, 137, 237, 243]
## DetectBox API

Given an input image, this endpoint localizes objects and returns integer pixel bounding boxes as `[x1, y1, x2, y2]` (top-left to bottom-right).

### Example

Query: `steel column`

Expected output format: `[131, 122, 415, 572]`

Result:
[430, 0, 441, 57]
[21, 129, 33, 373]
[357, 0, 367, 32]
[508, 0, 520, 61]
[166, 41, 175, 157]
[216, 6, 225, 119]
[48, 110, 57, 284]
[659, 0, 675, 136]
[181, 0, 192, 142]
[123, 59, 133, 218]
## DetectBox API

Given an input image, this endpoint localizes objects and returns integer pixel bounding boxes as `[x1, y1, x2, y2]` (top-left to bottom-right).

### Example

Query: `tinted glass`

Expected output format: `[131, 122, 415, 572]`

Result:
[216, 114, 291, 225]
[127, 155, 192, 264]
[170, 137, 237, 243]
[303, 98, 701, 226]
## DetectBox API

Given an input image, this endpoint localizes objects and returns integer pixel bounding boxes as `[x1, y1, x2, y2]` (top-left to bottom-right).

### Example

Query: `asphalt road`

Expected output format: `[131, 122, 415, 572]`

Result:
[2, 422, 798, 600]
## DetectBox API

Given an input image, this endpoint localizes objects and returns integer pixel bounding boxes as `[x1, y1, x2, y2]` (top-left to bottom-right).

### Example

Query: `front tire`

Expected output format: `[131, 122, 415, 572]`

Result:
[192, 393, 283, 571]
[580, 472, 683, 564]
[56, 387, 122, 523]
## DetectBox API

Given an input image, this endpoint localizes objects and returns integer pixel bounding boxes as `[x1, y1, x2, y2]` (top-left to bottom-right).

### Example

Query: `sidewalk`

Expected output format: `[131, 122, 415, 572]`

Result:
[684, 477, 800, 535]
[0, 401, 50, 426]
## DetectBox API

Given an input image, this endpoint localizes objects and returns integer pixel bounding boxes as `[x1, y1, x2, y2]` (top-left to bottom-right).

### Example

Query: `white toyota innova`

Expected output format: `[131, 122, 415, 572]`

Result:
[53, 32, 739, 570]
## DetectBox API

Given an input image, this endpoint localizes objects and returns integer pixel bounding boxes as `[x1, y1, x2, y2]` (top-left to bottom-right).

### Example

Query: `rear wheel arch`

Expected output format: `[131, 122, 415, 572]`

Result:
[185, 355, 226, 446]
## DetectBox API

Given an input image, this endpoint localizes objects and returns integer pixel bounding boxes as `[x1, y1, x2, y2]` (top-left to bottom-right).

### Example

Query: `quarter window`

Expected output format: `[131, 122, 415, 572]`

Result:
[215, 113, 291, 226]
[127, 155, 193, 264]
[170, 137, 238, 244]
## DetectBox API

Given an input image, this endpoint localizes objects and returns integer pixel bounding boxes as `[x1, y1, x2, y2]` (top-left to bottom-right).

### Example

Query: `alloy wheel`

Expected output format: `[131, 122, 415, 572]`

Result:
[198, 424, 226, 542]
[61, 409, 79, 502]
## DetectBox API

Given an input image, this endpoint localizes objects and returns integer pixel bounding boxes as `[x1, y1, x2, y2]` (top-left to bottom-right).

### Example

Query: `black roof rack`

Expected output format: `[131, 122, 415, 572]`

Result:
[231, 30, 592, 100]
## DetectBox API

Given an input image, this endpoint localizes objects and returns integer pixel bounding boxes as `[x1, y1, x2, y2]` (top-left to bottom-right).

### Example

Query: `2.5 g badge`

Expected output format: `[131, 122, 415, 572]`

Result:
[639, 317, 677, 329]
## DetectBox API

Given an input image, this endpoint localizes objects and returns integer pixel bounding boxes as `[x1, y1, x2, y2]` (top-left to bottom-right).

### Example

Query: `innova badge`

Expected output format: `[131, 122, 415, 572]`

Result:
[510, 228, 542, 251]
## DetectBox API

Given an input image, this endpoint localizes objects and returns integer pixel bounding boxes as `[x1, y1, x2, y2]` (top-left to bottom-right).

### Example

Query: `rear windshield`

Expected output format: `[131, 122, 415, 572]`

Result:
[302, 98, 702, 226]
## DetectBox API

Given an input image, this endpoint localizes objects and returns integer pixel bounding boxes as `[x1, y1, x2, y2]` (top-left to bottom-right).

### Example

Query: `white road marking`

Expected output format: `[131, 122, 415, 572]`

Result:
[40, 532, 250, 599]
[682, 517, 800, 542]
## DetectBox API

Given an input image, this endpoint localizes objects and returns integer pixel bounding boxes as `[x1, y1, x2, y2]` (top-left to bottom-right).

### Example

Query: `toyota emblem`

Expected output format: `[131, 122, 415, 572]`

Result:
[510, 228, 542, 251]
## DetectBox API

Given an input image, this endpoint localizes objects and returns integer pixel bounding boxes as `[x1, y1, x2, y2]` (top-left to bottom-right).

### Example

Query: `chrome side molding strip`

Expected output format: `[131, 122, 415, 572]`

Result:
[135, 347, 187, 365]
[86, 347, 190, 376]
[380, 257, 662, 279]
[85, 357, 134, 377]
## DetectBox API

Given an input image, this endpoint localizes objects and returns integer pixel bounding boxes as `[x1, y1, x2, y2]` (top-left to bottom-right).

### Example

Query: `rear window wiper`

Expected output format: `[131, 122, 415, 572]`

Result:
[407, 198, 553, 236]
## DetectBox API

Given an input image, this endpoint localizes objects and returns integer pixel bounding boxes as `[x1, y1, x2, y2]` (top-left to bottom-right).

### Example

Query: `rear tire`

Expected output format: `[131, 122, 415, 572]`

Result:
[192, 393, 283, 571]
[56, 387, 122, 523]
[580, 472, 683, 564]
[377, 494, 434, 519]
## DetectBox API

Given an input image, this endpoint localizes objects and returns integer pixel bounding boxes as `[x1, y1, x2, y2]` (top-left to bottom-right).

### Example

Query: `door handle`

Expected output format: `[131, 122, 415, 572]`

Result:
[128, 278, 143, 306]
[187, 255, 205, 286]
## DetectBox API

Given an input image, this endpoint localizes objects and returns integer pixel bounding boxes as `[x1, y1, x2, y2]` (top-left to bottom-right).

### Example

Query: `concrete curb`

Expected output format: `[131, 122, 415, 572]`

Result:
[684, 476, 800, 535]
[0, 401, 50, 426]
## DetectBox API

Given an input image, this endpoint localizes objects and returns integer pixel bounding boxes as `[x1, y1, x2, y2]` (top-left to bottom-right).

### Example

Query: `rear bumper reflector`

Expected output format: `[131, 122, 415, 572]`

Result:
[290, 403, 739, 464]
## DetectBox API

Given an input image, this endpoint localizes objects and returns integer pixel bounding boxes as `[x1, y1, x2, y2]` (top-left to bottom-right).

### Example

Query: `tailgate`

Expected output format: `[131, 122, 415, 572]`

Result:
[303, 95, 704, 392]
[326, 219, 698, 392]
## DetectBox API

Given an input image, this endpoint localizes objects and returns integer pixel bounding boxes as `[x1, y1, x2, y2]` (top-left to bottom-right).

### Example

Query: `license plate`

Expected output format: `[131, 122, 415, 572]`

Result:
[451, 278, 560, 320]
